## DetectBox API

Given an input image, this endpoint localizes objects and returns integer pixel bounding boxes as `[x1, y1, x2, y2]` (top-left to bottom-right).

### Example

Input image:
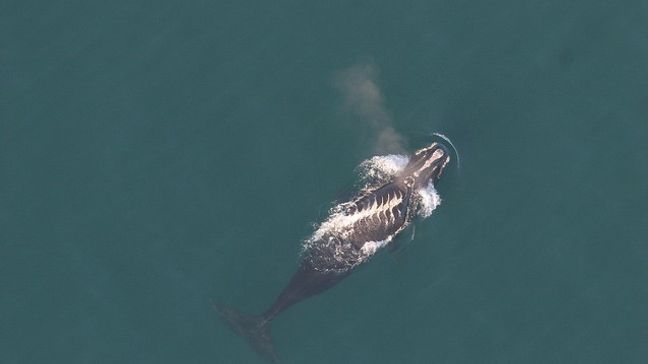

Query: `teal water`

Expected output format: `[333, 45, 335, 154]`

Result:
[2, 1, 647, 363]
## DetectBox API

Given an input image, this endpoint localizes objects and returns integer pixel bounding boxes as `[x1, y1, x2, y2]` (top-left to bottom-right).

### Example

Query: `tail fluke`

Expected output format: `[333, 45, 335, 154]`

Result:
[213, 303, 278, 362]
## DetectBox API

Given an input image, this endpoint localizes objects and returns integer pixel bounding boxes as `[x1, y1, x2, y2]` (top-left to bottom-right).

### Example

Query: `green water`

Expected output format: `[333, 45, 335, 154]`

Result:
[2, 1, 647, 363]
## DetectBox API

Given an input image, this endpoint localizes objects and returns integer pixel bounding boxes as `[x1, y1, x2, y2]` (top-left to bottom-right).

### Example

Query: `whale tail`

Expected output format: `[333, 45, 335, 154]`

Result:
[213, 303, 278, 362]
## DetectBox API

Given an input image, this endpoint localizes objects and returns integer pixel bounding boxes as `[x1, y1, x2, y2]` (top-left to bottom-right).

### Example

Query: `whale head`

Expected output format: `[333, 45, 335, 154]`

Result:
[399, 143, 450, 189]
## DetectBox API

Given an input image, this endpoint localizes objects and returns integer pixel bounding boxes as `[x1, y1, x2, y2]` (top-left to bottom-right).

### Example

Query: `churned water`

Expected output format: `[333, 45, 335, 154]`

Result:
[2, 0, 647, 363]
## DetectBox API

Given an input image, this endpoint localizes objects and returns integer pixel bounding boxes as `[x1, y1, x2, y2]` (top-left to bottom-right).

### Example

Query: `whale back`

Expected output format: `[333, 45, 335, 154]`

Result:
[305, 181, 415, 272]
[344, 182, 411, 246]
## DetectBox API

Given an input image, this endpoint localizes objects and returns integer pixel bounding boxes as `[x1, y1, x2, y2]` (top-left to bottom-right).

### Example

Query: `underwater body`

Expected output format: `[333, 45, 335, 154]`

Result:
[216, 142, 451, 361]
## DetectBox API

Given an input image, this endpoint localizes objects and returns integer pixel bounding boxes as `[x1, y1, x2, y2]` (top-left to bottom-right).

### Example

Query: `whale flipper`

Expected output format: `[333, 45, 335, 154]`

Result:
[213, 303, 278, 362]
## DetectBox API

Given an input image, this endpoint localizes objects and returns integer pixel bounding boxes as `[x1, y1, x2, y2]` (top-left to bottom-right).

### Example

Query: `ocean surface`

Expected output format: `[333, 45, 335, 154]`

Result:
[2, 1, 647, 363]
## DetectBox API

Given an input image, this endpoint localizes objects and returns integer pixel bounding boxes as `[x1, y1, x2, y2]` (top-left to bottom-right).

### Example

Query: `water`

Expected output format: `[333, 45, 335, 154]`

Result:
[2, 0, 647, 363]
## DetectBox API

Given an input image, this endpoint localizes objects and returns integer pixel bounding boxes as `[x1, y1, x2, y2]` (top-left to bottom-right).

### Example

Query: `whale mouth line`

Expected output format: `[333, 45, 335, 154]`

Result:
[432, 132, 461, 171]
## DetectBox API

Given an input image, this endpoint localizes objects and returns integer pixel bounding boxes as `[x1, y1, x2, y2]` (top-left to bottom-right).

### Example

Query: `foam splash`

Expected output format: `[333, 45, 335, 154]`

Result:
[417, 183, 442, 218]
[357, 154, 409, 185]
[309, 202, 375, 243]
[360, 239, 391, 255]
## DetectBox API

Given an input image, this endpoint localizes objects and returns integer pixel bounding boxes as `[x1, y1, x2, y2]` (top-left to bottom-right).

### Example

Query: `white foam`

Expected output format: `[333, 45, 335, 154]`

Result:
[360, 238, 391, 255]
[417, 183, 442, 218]
[358, 154, 409, 185]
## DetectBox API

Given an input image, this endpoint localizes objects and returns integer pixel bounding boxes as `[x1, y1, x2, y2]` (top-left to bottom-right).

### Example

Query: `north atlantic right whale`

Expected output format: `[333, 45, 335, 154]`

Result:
[215, 142, 451, 361]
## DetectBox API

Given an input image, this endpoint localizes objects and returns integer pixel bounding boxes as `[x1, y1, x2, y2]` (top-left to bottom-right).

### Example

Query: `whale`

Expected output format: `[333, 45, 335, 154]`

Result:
[214, 142, 451, 361]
